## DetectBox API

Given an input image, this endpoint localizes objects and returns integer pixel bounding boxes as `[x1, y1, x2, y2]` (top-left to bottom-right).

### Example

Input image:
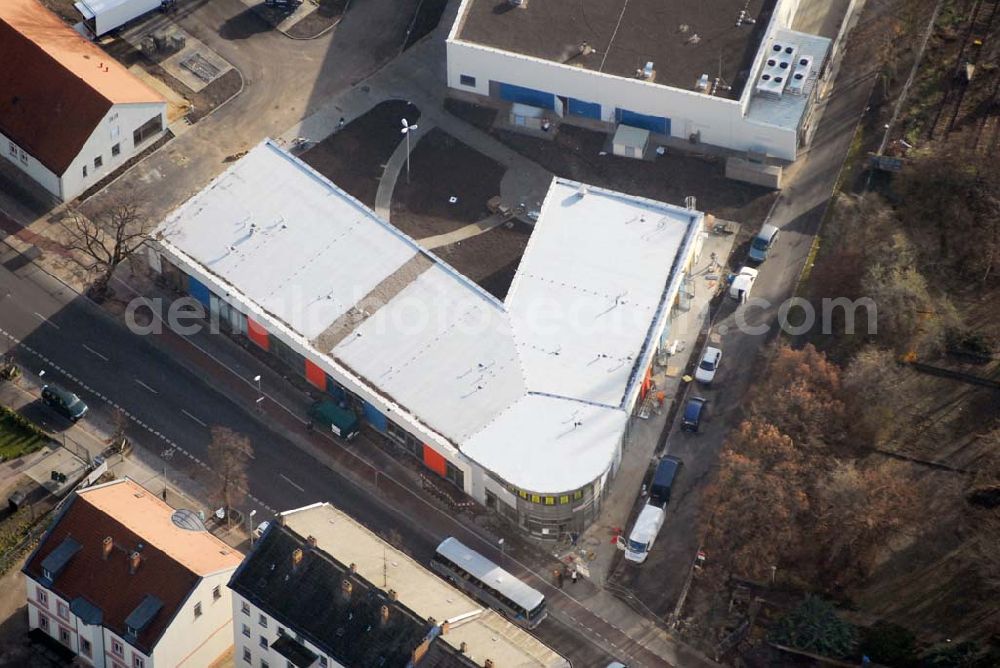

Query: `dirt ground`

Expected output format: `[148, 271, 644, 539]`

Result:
[286, 0, 349, 39]
[433, 221, 531, 301]
[446, 102, 777, 226]
[390, 128, 506, 239]
[300, 100, 419, 207]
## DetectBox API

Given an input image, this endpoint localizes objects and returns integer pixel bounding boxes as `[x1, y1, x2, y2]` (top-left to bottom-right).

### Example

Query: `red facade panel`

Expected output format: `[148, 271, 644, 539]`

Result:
[304, 359, 327, 390]
[422, 444, 448, 477]
[247, 318, 269, 351]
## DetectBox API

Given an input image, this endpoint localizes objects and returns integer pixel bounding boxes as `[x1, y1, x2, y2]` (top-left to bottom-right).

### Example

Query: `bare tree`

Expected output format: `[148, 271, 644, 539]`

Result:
[61, 194, 154, 300]
[207, 426, 254, 526]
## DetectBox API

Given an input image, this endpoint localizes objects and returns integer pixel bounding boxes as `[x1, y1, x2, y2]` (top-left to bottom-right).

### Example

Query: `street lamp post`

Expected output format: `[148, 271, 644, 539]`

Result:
[253, 374, 262, 412]
[400, 118, 419, 184]
[248, 509, 257, 546]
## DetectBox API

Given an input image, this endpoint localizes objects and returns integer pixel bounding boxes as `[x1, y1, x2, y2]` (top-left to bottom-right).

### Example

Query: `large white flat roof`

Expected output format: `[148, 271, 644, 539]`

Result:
[155, 143, 699, 494]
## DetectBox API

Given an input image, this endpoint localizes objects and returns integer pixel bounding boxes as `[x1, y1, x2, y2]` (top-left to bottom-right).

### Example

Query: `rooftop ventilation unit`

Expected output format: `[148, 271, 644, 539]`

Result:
[508, 0, 526, 7]
[642, 61, 655, 80]
[787, 55, 813, 94]
[696, 73, 710, 92]
[755, 40, 798, 98]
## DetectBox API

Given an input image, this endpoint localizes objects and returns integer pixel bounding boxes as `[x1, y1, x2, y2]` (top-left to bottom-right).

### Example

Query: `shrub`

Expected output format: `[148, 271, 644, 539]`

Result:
[861, 621, 917, 666]
[770, 596, 858, 659]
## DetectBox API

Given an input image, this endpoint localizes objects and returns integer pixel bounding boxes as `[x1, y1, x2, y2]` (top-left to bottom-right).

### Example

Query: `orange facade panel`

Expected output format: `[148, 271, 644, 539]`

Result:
[247, 318, 269, 351]
[422, 444, 448, 477]
[304, 359, 327, 390]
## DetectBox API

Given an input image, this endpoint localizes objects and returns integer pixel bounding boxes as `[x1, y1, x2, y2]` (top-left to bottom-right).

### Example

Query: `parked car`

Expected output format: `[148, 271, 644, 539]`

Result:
[41, 384, 88, 422]
[623, 504, 666, 563]
[747, 223, 780, 263]
[694, 346, 722, 384]
[649, 456, 682, 508]
[728, 266, 758, 302]
[680, 396, 707, 432]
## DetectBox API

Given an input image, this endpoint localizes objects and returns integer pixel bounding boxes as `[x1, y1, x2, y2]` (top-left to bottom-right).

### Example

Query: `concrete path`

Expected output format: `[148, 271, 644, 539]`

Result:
[373, 119, 437, 221]
[418, 212, 510, 249]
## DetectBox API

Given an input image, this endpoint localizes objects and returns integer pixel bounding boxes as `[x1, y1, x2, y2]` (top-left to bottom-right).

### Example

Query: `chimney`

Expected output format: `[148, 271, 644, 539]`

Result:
[128, 551, 141, 575]
[349, 563, 357, 573]
[291, 548, 303, 570]
[441, 621, 450, 635]
[340, 578, 353, 599]
[102, 536, 113, 560]
[387, 589, 397, 601]
[459, 641, 468, 654]
[379, 604, 390, 626]
[306, 535, 317, 548]
[485, 661, 494, 668]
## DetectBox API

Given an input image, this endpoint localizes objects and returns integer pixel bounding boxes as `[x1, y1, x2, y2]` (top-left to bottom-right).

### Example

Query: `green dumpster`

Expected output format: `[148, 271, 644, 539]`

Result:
[308, 400, 360, 440]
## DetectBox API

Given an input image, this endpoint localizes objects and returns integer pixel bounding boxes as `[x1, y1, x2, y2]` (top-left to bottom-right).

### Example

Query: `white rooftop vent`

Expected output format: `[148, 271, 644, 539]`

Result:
[577, 185, 589, 198]
[696, 73, 710, 92]
[787, 55, 813, 95]
[642, 61, 655, 80]
[756, 40, 798, 98]
[508, 0, 526, 6]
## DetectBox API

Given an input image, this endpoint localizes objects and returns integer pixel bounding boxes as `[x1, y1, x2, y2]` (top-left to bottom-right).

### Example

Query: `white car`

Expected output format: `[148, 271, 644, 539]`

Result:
[694, 346, 722, 384]
[728, 266, 758, 302]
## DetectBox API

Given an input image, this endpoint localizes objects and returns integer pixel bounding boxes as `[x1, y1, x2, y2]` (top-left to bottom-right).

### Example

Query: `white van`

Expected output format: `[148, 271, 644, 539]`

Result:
[728, 266, 758, 302]
[623, 504, 666, 563]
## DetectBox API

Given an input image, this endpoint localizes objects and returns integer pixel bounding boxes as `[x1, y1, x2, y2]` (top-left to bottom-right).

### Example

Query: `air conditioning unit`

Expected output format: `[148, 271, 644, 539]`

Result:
[508, 0, 526, 7]
[642, 61, 655, 80]
[696, 73, 710, 92]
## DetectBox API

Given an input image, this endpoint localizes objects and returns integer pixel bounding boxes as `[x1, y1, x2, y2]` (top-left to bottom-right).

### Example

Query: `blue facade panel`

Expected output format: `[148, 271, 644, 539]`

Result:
[499, 83, 555, 110]
[567, 98, 601, 119]
[363, 401, 387, 432]
[187, 276, 212, 307]
[615, 108, 671, 135]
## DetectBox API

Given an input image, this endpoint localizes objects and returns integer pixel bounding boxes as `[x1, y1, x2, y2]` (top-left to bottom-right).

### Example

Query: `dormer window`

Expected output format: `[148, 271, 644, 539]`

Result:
[127, 624, 138, 637]
[42, 568, 53, 580]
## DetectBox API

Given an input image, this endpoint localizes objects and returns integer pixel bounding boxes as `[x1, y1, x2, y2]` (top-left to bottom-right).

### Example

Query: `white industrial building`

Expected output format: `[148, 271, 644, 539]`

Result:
[446, 0, 832, 161]
[0, 0, 167, 202]
[23, 479, 242, 668]
[149, 140, 704, 538]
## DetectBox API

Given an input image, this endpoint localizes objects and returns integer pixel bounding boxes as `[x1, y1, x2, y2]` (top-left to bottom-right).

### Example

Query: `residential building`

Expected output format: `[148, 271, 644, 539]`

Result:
[148, 140, 704, 538]
[229, 502, 568, 667]
[23, 478, 243, 667]
[0, 0, 167, 201]
[446, 0, 832, 161]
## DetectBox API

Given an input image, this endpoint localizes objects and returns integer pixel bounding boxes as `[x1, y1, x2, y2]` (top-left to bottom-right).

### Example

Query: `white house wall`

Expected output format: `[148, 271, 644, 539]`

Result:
[1, 131, 62, 199]
[446, 39, 799, 159]
[233, 593, 347, 668]
[153, 571, 237, 668]
[60, 101, 167, 201]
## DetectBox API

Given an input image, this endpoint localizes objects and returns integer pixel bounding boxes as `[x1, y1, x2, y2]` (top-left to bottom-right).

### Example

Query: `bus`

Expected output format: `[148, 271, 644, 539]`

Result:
[430, 537, 547, 628]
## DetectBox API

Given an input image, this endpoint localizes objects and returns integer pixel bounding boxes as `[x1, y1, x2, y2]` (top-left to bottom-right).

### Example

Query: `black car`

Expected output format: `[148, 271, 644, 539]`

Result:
[41, 385, 88, 422]
[649, 456, 682, 508]
[680, 396, 707, 433]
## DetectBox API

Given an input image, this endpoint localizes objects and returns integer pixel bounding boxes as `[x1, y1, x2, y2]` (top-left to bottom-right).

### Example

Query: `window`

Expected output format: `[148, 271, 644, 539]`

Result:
[59, 627, 70, 645]
[460, 74, 476, 87]
[133, 114, 163, 146]
[7, 141, 16, 158]
[94, 155, 103, 168]
[18, 149, 27, 164]
[530, 494, 541, 503]
[57, 601, 69, 620]
[241, 600, 250, 615]
[573, 489, 584, 500]
[194, 602, 202, 618]
[560, 495, 570, 504]
[112, 639, 124, 657]
[320, 658, 328, 668]
[544, 496, 555, 505]
[134, 656, 145, 668]
[36, 588, 49, 607]
[259, 636, 267, 649]
[243, 647, 252, 663]
[112, 143, 121, 157]
[213, 585, 221, 600]
[261, 661, 269, 668]
[445, 461, 464, 489]
[258, 613, 268, 628]
[82, 165, 88, 178]
[38, 614, 49, 631]
[81, 638, 92, 657]
[242, 623, 251, 638]
[277, 627, 285, 637]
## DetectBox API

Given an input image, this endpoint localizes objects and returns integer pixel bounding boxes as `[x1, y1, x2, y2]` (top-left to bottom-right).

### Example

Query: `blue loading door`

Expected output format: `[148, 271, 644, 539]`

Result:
[362, 401, 387, 431]
[615, 108, 671, 135]
[499, 82, 555, 110]
[187, 276, 212, 307]
[567, 98, 602, 119]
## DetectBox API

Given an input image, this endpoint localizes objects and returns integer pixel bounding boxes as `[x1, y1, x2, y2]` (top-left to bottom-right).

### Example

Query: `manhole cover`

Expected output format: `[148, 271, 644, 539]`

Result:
[181, 53, 221, 83]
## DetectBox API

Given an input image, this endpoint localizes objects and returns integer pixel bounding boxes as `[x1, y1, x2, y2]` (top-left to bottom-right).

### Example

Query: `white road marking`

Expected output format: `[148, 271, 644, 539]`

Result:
[279, 473, 305, 492]
[81, 344, 109, 362]
[32, 312, 59, 329]
[134, 379, 158, 394]
[181, 409, 208, 427]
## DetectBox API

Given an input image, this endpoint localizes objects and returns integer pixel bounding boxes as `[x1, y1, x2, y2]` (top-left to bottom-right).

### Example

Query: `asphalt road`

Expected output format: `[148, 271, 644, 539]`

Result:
[608, 0, 890, 620]
[0, 250, 667, 666]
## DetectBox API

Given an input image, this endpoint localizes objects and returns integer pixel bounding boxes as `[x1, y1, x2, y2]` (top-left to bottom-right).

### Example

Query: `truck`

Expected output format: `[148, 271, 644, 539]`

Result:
[623, 504, 666, 563]
[648, 456, 682, 508]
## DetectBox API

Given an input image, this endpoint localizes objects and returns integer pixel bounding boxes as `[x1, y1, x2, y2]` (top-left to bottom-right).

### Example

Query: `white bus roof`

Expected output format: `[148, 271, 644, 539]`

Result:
[436, 537, 544, 612]
[629, 504, 665, 542]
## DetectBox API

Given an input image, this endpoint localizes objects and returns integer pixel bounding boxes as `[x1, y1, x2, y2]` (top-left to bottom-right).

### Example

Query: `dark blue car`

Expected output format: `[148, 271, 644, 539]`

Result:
[680, 396, 707, 433]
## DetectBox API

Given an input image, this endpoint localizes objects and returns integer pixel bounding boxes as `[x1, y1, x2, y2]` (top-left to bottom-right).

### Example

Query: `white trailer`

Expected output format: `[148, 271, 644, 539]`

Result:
[75, 0, 162, 37]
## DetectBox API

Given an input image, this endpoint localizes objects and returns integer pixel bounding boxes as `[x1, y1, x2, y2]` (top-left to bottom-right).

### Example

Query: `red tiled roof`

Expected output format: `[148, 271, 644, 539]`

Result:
[0, 0, 164, 176]
[25, 489, 207, 653]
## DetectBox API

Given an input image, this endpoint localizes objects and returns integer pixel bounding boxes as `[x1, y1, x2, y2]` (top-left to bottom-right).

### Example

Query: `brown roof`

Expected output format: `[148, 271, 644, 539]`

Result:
[24, 480, 241, 653]
[0, 0, 164, 175]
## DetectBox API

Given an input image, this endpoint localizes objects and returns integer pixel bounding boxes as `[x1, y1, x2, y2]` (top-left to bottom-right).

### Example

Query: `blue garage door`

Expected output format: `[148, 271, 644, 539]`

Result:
[187, 276, 212, 307]
[499, 82, 555, 110]
[567, 98, 601, 119]
[615, 108, 670, 135]
[363, 401, 387, 432]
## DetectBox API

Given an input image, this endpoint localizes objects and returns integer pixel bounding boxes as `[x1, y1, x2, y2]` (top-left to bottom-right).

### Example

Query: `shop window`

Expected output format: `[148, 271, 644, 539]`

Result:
[133, 115, 163, 146]
[560, 495, 570, 504]
[445, 461, 464, 488]
[573, 490, 584, 500]
[530, 494, 541, 503]
[544, 496, 555, 505]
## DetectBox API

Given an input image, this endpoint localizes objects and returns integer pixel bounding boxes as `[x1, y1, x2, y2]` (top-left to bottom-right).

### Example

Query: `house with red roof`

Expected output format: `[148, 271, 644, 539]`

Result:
[0, 0, 167, 202]
[23, 478, 243, 668]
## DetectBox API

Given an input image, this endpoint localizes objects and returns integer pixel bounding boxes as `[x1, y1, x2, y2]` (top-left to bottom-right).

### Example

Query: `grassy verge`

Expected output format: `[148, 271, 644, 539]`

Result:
[0, 406, 48, 461]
